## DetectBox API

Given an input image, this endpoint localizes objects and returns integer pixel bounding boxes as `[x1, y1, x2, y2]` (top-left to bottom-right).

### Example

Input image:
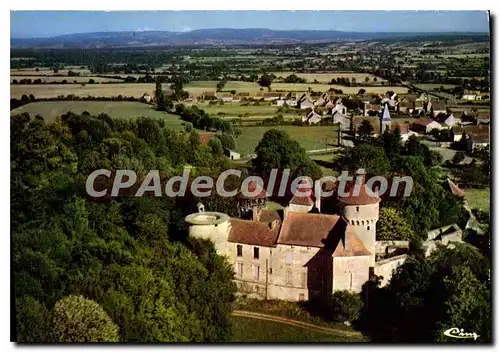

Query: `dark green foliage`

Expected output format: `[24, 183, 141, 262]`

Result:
[253, 129, 322, 179]
[12, 111, 237, 342]
[359, 243, 491, 342]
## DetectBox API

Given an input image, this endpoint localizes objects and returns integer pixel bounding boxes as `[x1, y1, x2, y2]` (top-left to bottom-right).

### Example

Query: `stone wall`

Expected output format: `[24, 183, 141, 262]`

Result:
[374, 254, 408, 287]
[375, 240, 410, 255]
[332, 255, 371, 293]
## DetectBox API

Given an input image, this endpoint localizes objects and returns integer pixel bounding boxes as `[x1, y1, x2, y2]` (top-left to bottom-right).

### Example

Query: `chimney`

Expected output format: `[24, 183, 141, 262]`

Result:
[269, 220, 280, 231]
[315, 195, 321, 213]
[252, 206, 261, 222]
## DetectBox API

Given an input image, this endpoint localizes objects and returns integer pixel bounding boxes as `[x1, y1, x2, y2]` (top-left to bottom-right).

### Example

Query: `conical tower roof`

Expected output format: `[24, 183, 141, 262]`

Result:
[381, 103, 391, 121]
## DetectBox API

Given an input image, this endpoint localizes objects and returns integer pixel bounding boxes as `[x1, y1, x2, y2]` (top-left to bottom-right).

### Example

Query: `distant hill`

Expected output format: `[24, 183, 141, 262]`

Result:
[10, 28, 489, 48]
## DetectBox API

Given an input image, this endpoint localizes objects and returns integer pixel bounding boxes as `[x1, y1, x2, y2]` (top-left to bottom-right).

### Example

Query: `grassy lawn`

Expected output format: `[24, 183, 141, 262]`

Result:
[236, 125, 339, 155]
[265, 201, 284, 211]
[11, 101, 185, 129]
[464, 188, 490, 213]
[230, 316, 364, 342]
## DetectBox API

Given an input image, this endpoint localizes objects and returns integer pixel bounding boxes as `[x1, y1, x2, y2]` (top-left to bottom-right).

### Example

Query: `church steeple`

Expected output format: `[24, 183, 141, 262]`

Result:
[380, 103, 392, 133]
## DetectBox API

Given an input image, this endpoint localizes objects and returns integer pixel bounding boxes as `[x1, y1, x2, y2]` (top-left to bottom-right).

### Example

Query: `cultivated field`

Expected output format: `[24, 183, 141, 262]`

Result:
[10, 76, 124, 83]
[11, 83, 156, 99]
[11, 67, 92, 76]
[10, 101, 185, 129]
[272, 71, 386, 83]
[236, 125, 339, 155]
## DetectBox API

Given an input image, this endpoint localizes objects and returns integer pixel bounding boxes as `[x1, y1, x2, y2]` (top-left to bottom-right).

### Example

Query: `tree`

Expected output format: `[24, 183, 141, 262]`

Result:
[217, 133, 236, 150]
[358, 88, 366, 95]
[365, 76, 370, 83]
[154, 78, 165, 107]
[377, 207, 417, 242]
[16, 296, 52, 343]
[51, 295, 120, 342]
[342, 144, 391, 176]
[257, 73, 273, 89]
[357, 120, 374, 139]
[216, 79, 227, 91]
[436, 266, 491, 342]
[208, 138, 223, 156]
[452, 151, 466, 164]
[253, 129, 321, 179]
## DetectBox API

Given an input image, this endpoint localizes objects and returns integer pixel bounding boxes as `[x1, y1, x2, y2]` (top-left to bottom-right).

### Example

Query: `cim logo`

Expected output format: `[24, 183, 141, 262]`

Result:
[443, 327, 480, 341]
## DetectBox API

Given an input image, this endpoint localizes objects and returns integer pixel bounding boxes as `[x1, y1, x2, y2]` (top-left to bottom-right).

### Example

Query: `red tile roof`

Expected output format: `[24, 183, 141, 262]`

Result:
[199, 132, 216, 144]
[332, 226, 371, 257]
[289, 179, 314, 206]
[277, 212, 343, 247]
[444, 179, 465, 198]
[240, 180, 267, 199]
[229, 218, 279, 247]
[337, 180, 381, 205]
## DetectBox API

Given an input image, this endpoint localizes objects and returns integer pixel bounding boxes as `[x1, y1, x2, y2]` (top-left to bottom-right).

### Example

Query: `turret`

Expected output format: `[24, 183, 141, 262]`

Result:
[184, 211, 231, 255]
[338, 174, 381, 265]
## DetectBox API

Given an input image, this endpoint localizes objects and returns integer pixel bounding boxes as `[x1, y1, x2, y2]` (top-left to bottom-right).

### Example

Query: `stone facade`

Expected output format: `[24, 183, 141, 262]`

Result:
[185, 179, 410, 301]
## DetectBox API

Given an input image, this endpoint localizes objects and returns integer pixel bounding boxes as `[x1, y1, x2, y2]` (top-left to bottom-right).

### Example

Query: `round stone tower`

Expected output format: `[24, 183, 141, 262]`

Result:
[338, 179, 381, 265]
[185, 211, 231, 255]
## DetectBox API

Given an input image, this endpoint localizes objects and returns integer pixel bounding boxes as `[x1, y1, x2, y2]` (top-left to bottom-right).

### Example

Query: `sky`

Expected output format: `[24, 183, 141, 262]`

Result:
[10, 11, 490, 38]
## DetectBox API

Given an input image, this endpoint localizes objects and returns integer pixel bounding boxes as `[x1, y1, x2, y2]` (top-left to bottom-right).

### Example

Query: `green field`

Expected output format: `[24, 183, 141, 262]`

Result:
[464, 188, 490, 213]
[193, 102, 279, 116]
[236, 125, 339, 155]
[11, 101, 185, 129]
[230, 316, 363, 342]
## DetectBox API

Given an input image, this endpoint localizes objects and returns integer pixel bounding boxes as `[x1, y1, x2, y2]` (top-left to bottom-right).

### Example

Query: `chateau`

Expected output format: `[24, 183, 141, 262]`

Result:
[185, 176, 410, 301]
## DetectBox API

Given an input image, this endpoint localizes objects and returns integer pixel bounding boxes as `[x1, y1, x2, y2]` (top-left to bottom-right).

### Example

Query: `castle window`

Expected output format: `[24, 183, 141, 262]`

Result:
[237, 245, 243, 257]
[252, 264, 260, 280]
[301, 272, 307, 288]
[285, 253, 293, 264]
[367, 226, 370, 230]
[236, 262, 243, 278]
[253, 247, 260, 259]
[356, 206, 359, 212]
[298, 293, 305, 301]
[286, 269, 293, 285]
[269, 268, 273, 275]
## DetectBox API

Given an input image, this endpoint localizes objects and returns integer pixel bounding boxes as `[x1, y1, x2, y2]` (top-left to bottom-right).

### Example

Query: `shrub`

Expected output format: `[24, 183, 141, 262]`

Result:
[310, 291, 363, 323]
[51, 295, 120, 342]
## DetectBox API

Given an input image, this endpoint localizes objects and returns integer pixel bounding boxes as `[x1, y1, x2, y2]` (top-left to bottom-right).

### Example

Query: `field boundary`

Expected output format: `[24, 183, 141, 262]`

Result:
[232, 310, 364, 338]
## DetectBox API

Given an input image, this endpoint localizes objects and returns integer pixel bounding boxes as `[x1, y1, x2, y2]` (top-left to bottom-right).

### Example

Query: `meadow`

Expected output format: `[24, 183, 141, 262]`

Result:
[10, 101, 185, 129]
[235, 125, 339, 155]
[230, 316, 362, 342]
[464, 188, 490, 213]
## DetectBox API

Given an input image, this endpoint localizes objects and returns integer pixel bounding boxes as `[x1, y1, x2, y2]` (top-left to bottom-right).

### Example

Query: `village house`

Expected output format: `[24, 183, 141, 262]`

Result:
[398, 101, 414, 114]
[298, 94, 315, 110]
[428, 100, 447, 116]
[201, 91, 216, 100]
[413, 100, 426, 116]
[217, 92, 234, 102]
[363, 102, 381, 116]
[434, 112, 457, 128]
[185, 175, 411, 301]
[304, 110, 322, 125]
[411, 118, 444, 134]
[332, 99, 350, 131]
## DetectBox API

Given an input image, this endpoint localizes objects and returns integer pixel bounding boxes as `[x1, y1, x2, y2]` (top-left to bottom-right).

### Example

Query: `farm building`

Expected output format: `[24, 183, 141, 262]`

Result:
[434, 113, 457, 128]
[224, 148, 241, 160]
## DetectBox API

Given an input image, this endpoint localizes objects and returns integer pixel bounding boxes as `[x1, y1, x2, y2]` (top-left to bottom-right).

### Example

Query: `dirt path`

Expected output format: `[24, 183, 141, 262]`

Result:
[232, 310, 364, 338]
